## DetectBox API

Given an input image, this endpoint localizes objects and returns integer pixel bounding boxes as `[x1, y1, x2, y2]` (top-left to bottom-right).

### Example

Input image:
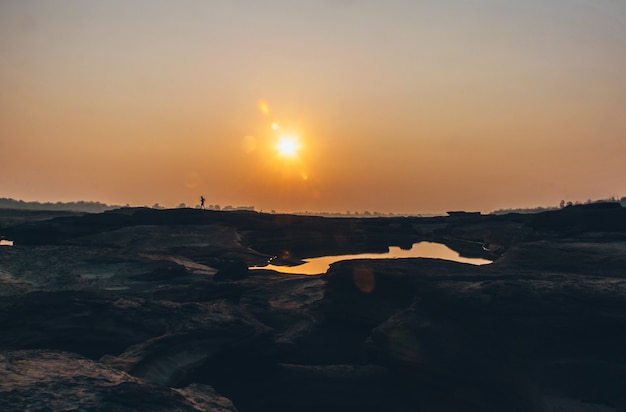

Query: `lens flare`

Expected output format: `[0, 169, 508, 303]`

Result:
[353, 266, 375, 293]
[258, 100, 270, 115]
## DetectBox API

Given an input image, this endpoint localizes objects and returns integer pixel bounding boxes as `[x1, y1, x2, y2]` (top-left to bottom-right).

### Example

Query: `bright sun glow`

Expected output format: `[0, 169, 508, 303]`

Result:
[276, 136, 300, 158]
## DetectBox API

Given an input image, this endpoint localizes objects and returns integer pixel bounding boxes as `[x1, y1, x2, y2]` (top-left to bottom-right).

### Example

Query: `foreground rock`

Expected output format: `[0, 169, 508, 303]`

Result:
[0, 291, 272, 387]
[1, 204, 626, 411]
[0, 350, 237, 411]
[321, 256, 626, 410]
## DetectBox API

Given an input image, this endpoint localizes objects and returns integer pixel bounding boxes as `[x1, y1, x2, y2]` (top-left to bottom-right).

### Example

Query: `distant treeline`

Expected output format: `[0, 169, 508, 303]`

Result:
[293, 210, 427, 218]
[0, 198, 119, 213]
[491, 196, 626, 215]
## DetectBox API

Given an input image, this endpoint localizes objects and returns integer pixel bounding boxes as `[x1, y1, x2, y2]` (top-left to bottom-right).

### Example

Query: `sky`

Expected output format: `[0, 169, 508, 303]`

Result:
[1, 0, 625, 214]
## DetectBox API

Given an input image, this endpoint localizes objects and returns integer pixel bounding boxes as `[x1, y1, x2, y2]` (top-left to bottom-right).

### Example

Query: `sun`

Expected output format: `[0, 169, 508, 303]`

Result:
[276, 135, 300, 158]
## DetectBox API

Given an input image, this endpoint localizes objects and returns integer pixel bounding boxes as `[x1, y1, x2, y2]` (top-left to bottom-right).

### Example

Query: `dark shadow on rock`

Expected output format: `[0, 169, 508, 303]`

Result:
[0, 291, 157, 358]
[130, 261, 190, 281]
[214, 257, 249, 281]
[144, 280, 242, 304]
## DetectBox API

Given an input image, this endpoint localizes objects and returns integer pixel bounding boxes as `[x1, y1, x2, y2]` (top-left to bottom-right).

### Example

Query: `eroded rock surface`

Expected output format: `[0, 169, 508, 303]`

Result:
[1, 204, 626, 411]
[0, 350, 237, 411]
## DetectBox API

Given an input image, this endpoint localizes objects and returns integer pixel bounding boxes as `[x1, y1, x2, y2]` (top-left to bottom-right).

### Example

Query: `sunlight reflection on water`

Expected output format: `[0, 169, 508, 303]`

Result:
[0, 239, 14, 246]
[250, 241, 492, 275]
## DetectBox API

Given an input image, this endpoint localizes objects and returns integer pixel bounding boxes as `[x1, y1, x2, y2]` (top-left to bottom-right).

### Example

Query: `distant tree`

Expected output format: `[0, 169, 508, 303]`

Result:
[177, 203, 186, 208]
[152, 203, 164, 209]
[560, 200, 565, 208]
[0, 197, 117, 213]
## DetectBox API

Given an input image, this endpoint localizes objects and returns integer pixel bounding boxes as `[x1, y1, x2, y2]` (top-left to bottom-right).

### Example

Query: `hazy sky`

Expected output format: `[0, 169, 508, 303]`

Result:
[2, 0, 625, 213]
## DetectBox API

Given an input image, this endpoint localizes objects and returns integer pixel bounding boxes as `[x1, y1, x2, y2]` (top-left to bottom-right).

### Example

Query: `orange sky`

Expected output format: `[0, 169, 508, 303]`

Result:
[1, 1, 625, 213]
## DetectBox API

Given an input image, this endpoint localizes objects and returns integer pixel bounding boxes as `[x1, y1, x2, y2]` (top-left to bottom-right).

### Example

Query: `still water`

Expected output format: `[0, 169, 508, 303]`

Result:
[250, 241, 492, 275]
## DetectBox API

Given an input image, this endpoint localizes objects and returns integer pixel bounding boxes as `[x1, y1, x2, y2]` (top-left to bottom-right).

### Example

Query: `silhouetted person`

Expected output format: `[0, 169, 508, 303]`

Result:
[200, 196, 205, 209]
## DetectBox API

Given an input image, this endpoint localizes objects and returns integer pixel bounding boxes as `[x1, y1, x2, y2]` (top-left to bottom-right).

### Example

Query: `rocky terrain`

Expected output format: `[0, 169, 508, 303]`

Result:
[1, 204, 626, 411]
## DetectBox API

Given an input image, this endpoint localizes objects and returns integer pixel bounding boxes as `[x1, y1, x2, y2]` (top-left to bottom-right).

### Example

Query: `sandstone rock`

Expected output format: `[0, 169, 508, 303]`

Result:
[3, 206, 626, 411]
[214, 258, 249, 281]
[100, 300, 272, 387]
[0, 350, 237, 411]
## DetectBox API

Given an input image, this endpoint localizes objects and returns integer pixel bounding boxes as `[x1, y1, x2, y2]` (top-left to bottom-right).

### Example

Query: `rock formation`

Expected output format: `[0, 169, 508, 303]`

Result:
[1, 204, 625, 411]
